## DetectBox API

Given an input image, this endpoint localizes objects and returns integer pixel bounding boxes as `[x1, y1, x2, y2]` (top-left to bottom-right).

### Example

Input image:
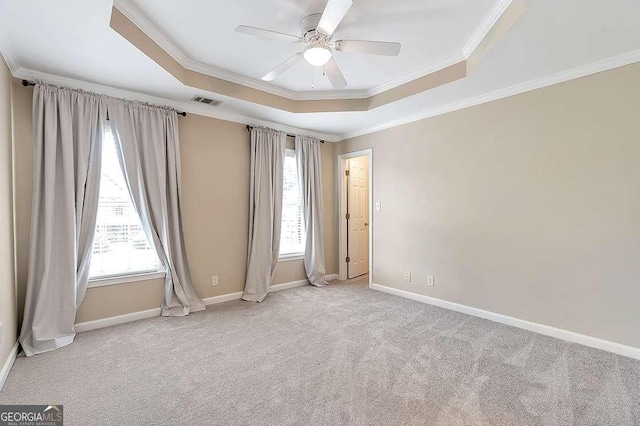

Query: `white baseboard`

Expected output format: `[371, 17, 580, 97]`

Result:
[74, 307, 162, 333]
[270, 279, 309, 292]
[203, 291, 244, 305]
[371, 283, 640, 361]
[0, 342, 19, 392]
[74, 277, 325, 333]
[75, 290, 246, 333]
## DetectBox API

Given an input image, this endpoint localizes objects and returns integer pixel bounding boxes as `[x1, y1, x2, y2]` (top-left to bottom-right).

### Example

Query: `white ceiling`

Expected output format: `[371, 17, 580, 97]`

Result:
[1, 0, 640, 140]
[127, 0, 496, 93]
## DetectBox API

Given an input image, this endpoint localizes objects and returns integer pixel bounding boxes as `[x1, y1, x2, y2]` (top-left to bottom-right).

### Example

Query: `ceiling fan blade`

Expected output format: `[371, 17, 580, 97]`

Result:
[235, 25, 302, 43]
[324, 57, 347, 89]
[335, 40, 402, 56]
[317, 0, 353, 37]
[261, 52, 304, 81]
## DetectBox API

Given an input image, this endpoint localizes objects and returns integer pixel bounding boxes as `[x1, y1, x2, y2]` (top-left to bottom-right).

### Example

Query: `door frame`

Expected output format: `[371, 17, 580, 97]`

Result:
[337, 149, 373, 288]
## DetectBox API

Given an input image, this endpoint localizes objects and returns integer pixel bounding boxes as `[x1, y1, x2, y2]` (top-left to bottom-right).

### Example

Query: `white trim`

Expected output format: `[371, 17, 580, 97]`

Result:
[202, 292, 245, 305]
[343, 48, 640, 140]
[74, 276, 327, 333]
[74, 290, 245, 332]
[337, 149, 373, 287]
[13, 67, 340, 142]
[463, 0, 514, 57]
[74, 307, 162, 333]
[269, 279, 309, 292]
[278, 254, 305, 262]
[88, 271, 167, 288]
[9, 37, 640, 144]
[370, 283, 640, 361]
[0, 342, 19, 392]
[366, 53, 465, 97]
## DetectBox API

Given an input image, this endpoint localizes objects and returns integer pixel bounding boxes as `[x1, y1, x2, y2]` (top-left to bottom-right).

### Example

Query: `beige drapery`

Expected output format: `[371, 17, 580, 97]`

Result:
[242, 127, 286, 302]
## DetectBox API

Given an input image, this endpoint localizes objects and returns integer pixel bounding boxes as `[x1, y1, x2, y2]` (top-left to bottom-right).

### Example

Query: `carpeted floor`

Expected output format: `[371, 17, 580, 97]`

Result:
[1, 275, 639, 425]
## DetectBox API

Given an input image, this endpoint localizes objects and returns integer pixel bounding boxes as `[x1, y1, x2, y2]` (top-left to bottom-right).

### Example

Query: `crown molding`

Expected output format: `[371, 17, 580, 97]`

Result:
[463, 0, 514, 57]
[341, 48, 640, 140]
[112, 0, 512, 102]
[367, 53, 466, 97]
[14, 67, 341, 142]
[370, 0, 515, 97]
[11, 48, 640, 144]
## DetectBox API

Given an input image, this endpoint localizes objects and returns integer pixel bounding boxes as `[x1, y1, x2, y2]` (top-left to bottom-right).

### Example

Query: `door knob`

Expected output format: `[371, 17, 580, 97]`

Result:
[364, 222, 369, 226]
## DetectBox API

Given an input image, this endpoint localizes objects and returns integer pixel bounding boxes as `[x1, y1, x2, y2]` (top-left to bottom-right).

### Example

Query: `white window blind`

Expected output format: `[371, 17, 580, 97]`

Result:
[280, 149, 305, 257]
[89, 125, 163, 279]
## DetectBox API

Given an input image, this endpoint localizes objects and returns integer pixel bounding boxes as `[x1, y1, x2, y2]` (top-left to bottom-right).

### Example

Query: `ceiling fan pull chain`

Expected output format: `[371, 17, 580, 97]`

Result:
[311, 68, 314, 89]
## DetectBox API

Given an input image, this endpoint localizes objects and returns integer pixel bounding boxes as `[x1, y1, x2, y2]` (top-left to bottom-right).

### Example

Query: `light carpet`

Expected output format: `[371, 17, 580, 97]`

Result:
[1, 276, 639, 425]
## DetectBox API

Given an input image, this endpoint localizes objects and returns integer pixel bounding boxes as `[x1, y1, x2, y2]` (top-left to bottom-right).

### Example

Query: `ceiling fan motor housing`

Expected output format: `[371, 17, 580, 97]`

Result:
[300, 14, 327, 43]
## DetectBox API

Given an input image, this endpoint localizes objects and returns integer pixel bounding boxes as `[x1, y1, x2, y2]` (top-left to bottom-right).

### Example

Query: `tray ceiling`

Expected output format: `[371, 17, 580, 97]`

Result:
[125, 0, 498, 94]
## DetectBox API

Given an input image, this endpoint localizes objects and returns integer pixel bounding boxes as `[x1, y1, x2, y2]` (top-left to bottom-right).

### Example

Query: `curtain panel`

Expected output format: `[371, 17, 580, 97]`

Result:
[242, 127, 286, 302]
[106, 100, 205, 316]
[295, 136, 328, 287]
[20, 84, 204, 356]
[20, 84, 106, 356]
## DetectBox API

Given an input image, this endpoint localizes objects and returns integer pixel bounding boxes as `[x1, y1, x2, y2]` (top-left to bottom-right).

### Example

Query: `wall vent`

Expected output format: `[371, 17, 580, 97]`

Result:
[192, 96, 222, 107]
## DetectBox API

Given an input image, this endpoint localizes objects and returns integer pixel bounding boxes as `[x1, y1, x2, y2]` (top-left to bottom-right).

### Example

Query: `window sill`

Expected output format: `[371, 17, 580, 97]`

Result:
[278, 254, 305, 262]
[88, 271, 166, 288]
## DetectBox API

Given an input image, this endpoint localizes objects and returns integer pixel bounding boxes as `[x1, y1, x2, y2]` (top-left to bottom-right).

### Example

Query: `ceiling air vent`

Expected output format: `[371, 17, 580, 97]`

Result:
[192, 96, 222, 107]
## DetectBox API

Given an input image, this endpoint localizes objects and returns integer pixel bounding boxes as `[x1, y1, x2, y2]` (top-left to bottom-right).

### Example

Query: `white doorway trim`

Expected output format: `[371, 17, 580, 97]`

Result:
[337, 149, 373, 288]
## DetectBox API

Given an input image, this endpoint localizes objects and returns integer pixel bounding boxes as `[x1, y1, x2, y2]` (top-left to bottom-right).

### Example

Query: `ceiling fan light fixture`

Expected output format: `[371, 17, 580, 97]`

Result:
[303, 44, 332, 66]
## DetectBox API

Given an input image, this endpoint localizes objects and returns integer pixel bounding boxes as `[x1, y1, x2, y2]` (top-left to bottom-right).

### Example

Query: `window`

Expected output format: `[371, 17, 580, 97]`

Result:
[280, 149, 305, 257]
[89, 125, 163, 279]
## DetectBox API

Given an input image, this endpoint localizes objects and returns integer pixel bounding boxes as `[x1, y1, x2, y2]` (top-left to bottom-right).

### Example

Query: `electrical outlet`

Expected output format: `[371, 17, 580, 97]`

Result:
[211, 275, 219, 286]
[404, 272, 411, 282]
[428, 276, 435, 287]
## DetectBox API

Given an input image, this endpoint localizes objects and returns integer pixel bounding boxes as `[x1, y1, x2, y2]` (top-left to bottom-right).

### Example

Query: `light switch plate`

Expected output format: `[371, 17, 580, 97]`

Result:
[376, 202, 381, 211]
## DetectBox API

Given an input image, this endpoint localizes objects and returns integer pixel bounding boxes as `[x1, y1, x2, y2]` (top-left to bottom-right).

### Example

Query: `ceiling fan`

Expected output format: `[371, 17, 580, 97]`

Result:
[235, 0, 401, 89]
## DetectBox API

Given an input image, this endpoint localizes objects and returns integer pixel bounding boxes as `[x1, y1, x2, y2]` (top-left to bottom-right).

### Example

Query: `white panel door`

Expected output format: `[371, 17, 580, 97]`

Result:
[347, 157, 369, 279]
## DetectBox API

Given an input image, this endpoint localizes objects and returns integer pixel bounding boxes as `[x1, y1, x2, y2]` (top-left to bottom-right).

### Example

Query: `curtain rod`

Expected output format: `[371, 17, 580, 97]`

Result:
[21, 79, 187, 117]
[245, 125, 324, 143]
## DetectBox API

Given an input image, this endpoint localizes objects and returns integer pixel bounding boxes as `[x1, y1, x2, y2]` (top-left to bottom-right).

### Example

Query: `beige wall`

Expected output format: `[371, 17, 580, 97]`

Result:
[0, 57, 17, 369]
[12, 60, 638, 351]
[336, 62, 640, 349]
[11, 80, 30, 327]
[11, 86, 338, 324]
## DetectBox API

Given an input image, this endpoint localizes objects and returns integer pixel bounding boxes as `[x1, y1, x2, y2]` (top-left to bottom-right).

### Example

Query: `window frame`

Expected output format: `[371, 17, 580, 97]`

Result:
[88, 270, 166, 288]
[279, 148, 305, 260]
[87, 122, 166, 287]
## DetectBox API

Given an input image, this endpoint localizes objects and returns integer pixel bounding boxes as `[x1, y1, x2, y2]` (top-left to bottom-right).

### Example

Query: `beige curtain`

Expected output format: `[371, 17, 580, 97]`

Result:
[106, 100, 205, 316]
[20, 84, 106, 356]
[242, 127, 286, 302]
[295, 136, 328, 287]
